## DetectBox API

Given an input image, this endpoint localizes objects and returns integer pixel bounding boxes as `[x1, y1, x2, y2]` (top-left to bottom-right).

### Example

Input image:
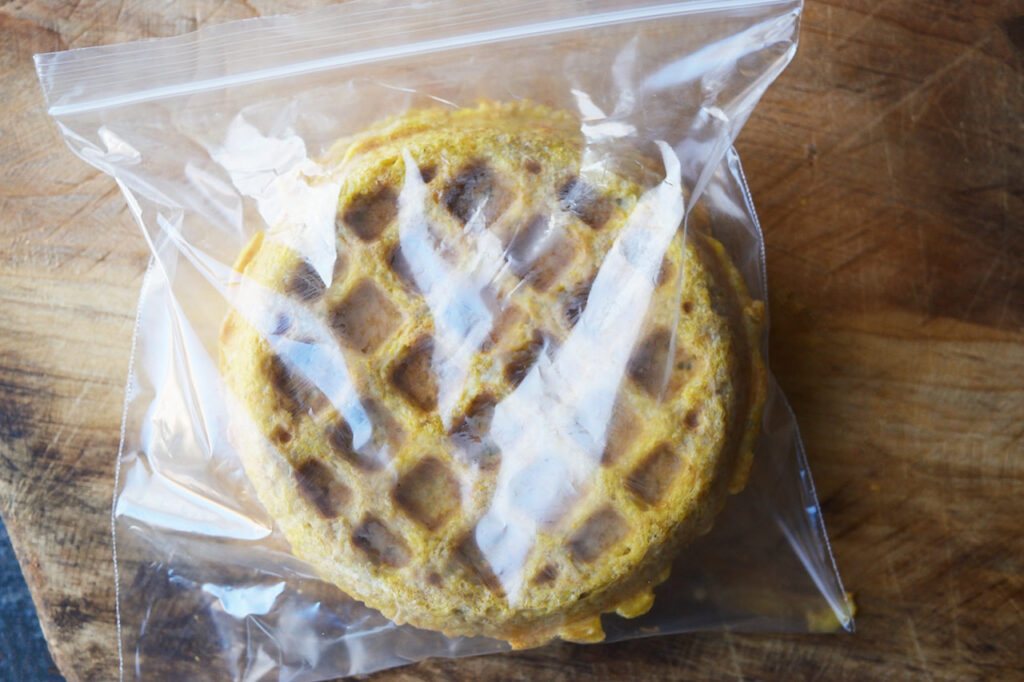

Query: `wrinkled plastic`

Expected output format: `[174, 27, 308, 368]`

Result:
[36, 0, 852, 679]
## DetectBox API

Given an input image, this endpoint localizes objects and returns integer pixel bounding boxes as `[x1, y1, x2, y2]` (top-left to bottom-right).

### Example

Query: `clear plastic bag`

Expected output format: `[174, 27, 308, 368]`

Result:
[36, 1, 852, 679]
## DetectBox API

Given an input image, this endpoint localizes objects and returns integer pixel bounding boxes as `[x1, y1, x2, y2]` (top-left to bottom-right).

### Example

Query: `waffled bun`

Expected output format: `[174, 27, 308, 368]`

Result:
[220, 102, 765, 647]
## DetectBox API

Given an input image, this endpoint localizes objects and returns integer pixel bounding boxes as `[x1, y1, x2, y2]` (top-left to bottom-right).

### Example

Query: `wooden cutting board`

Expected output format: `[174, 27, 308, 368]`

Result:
[1, 1, 1021, 679]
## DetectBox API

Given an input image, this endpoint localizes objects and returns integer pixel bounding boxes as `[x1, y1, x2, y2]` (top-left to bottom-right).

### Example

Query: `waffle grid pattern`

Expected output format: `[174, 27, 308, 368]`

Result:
[220, 102, 762, 646]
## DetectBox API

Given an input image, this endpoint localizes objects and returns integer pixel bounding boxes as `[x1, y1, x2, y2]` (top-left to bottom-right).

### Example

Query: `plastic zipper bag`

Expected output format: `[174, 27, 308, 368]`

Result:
[36, 0, 852, 679]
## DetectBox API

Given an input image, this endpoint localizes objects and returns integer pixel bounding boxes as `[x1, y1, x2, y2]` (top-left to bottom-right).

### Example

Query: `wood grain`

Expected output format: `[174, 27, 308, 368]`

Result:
[1, 1, 1022, 680]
